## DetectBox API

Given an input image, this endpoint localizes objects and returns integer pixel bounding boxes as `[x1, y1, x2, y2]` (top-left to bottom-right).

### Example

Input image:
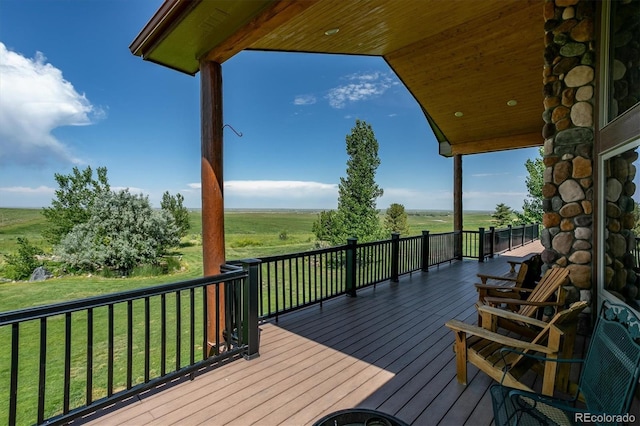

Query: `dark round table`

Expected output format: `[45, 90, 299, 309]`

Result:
[313, 408, 409, 426]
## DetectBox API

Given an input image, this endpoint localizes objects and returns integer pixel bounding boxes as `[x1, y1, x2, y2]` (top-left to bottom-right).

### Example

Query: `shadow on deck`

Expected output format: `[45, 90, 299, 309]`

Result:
[79, 241, 573, 425]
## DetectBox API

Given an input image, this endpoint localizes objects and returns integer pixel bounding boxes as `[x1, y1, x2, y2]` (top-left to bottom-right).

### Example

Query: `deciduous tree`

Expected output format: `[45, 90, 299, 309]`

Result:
[517, 147, 544, 225]
[42, 166, 110, 245]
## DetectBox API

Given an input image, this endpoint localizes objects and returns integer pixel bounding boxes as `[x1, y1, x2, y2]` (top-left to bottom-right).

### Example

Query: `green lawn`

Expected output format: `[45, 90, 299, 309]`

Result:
[0, 208, 497, 312]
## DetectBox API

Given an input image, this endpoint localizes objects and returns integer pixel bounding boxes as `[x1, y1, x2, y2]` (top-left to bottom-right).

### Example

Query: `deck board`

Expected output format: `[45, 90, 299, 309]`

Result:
[79, 242, 594, 426]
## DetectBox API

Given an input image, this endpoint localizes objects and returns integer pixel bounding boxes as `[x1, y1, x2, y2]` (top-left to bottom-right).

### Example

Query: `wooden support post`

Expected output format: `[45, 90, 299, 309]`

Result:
[200, 60, 225, 354]
[453, 154, 463, 260]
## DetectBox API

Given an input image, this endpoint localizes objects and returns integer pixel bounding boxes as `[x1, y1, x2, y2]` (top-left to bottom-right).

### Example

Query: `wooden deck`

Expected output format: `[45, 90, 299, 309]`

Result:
[78, 242, 568, 426]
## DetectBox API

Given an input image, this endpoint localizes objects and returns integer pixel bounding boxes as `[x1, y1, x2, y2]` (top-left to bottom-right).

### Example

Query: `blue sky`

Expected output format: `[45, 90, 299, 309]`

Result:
[0, 0, 540, 211]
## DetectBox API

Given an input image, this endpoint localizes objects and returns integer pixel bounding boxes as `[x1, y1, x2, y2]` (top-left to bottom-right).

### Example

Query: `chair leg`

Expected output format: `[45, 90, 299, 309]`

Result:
[453, 331, 468, 385]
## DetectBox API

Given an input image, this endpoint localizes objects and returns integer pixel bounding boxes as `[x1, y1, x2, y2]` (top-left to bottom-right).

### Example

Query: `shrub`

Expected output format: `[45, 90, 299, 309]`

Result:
[3, 237, 43, 280]
[56, 189, 180, 275]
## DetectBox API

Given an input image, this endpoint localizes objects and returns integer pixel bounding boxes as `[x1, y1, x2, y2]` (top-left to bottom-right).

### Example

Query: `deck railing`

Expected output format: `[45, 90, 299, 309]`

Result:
[0, 262, 259, 426]
[257, 224, 540, 319]
[0, 223, 539, 424]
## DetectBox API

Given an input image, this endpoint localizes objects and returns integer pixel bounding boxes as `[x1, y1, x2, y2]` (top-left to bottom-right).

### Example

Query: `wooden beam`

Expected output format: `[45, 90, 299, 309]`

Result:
[200, 60, 226, 353]
[451, 132, 542, 156]
[204, 0, 321, 64]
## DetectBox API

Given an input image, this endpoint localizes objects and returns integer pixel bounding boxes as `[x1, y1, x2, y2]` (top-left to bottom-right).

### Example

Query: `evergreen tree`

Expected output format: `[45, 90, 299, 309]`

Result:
[42, 166, 110, 245]
[492, 203, 515, 227]
[311, 120, 384, 245]
[384, 203, 410, 235]
[161, 191, 190, 238]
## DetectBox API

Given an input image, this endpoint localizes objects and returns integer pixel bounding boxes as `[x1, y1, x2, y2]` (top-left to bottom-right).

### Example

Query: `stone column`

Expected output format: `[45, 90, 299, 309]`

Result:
[541, 0, 595, 305]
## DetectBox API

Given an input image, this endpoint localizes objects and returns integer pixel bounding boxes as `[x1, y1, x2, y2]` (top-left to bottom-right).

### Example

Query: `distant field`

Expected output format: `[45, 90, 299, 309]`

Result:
[0, 208, 495, 311]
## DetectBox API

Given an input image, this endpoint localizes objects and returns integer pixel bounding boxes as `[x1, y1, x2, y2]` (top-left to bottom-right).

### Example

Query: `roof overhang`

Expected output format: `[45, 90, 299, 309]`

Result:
[131, 0, 544, 156]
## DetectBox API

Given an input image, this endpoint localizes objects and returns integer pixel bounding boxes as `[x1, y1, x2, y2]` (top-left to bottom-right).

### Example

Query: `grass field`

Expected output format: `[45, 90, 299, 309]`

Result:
[0, 208, 495, 312]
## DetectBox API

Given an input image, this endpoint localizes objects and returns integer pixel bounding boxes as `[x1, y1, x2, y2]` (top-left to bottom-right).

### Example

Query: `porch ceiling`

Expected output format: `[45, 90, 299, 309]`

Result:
[131, 0, 544, 157]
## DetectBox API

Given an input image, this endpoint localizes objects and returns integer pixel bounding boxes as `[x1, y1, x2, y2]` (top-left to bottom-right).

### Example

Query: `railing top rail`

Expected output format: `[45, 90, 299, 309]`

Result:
[0, 266, 247, 326]
[258, 244, 347, 262]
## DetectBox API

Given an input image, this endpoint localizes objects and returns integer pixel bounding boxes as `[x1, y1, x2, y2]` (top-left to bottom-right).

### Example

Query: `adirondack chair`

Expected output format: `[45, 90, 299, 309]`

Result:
[491, 302, 640, 426]
[477, 267, 570, 337]
[476, 261, 529, 302]
[445, 301, 587, 397]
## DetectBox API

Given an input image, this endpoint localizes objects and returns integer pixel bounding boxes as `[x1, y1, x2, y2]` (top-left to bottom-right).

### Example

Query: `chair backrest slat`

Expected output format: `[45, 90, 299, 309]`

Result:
[518, 268, 569, 318]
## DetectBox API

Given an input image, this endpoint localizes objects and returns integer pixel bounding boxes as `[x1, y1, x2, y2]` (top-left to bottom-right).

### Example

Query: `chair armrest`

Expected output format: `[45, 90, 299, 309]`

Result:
[483, 297, 564, 307]
[477, 274, 518, 284]
[444, 320, 557, 354]
[477, 305, 548, 328]
[475, 283, 519, 291]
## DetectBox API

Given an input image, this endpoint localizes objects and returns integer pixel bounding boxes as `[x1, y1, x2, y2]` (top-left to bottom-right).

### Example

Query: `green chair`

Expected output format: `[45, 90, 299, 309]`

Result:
[490, 301, 640, 426]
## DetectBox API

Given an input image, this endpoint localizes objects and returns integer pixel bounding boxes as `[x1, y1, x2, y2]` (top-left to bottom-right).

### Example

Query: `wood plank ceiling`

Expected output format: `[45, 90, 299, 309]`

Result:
[131, 0, 544, 157]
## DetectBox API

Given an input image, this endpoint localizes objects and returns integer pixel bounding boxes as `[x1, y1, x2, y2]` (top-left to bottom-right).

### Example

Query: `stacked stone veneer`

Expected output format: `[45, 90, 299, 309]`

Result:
[541, 0, 596, 306]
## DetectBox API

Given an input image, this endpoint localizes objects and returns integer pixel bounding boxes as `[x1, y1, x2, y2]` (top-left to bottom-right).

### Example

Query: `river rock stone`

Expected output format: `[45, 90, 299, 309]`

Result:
[567, 264, 592, 288]
[606, 178, 623, 201]
[572, 156, 591, 178]
[565, 65, 594, 87]
[552, 232, 574, 255]
[575, 85, 593, 101]
[554, 160, 572, 183]
[562, 6, 575, 20]
[573, 239, 592, 250]
[570, 17, 593, 42]
[552, 105, 570, 123]
[571, 101, 593, 127]
[29, 266, 52, 282]
[560, 42, 586, 57]
[608, 233, 628, 258]
[543, 183, 558, 198]
[574, 226, 592, 240]
[555, 128, 593, 145]
[559, 179, 585, 202]
[569, 250, 591, 264]
[560, 202, 583, 217]
[544, 212, 562, 228]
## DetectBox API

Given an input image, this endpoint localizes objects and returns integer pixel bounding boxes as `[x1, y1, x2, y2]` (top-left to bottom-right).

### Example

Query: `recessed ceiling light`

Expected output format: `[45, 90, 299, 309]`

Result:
[324, 28, 339, 36]
[454, 111, 464, 117]
[507, 99, 518, 106]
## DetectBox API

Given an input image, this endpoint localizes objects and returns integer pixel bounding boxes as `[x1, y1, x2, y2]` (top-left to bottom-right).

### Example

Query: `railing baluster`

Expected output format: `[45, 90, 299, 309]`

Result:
[127, 300, 133, 389]
[161, 294, 166, 375]
[87, 308, 93, 405]
[9, 323, 19, 426]
[190, 288, 195, 365]
[64, 312, 72, 413]
[37, 318, 47, 424]
[145, 297, 150, 383]
[176, 291, 181, 370]
[108, 305, 114, 397]
[202, 287, 207, 359]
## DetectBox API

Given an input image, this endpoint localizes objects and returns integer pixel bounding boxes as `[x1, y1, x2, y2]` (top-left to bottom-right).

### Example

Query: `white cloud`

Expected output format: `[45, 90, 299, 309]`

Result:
[0, 185, 55, 194]
[0, 42, 102, 166]
[225, 180, 337, 198]
[326, 72, 399, 109]
[293, 94, 317, 106]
